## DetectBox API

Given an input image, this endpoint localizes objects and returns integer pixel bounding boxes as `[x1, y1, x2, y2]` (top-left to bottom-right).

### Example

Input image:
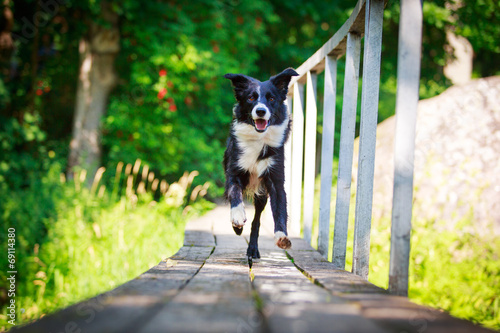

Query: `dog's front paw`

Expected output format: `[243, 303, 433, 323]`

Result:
[231, 203, 247, 231]
[246, 245, 260, 259]
[275, 231, 292, 250]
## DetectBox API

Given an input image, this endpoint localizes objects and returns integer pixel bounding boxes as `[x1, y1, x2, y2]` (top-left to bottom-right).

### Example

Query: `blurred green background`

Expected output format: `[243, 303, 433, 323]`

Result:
[1, 0, 499, 331]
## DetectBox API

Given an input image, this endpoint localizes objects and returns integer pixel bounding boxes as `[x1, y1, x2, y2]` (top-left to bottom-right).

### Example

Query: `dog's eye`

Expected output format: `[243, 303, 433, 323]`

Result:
[269, 96, 275, 102]
[248, 96, 255, 102]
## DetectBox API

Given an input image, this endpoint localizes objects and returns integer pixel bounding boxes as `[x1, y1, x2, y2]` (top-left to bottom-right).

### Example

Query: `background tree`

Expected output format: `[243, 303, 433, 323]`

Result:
[67, 1, 119, 179]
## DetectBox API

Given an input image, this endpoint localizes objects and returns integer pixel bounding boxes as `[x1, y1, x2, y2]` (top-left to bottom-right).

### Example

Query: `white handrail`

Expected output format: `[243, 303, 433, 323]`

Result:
[285, 0, 422, 297]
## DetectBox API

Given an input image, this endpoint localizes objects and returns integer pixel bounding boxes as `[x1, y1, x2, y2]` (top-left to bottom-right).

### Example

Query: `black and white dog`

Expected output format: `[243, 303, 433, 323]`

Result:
[223, 68, 299, 262]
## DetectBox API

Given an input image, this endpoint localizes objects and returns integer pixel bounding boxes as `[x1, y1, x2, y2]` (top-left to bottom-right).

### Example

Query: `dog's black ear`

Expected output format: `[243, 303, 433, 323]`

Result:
[224, 73, 255, 100]
[270, 68, 299, 96]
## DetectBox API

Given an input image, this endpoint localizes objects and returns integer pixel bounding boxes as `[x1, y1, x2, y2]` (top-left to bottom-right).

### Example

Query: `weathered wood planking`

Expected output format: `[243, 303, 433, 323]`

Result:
[302, 71, 318, 244]
[140, 208, 260, 333]
[317, 56, 337, 258]
[287, 238, 494, 333]
[332, 32, 361, 269]
[139, 248, 257, 333]
[12, 206, 495, 333]
[12, 246, 214, 333]
[389, 0, 423, 297]
[352, 0, 385, 280]
[251, 248, 387, 333]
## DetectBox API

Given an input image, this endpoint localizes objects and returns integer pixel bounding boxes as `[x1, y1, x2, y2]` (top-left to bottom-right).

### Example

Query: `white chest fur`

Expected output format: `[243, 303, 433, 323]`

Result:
[232, 117, 289, 193]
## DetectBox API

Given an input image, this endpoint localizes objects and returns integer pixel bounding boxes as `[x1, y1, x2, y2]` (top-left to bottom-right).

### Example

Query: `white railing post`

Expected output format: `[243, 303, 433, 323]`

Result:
[318, 56, 337, 258]
[389, 0, 423, 296]
[303, 71, 318, 244]
[290, 83, 305, 237]
[352, 0, 384, 279]
[284, 1, 422, 284]
[285, 96, 293, 226]
[332, 32, 361, 269]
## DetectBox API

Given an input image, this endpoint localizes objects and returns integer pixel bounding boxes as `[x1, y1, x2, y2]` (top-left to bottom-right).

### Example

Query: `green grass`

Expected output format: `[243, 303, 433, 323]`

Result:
[307, 173, 500, 331]
[0, 162, 215, 330]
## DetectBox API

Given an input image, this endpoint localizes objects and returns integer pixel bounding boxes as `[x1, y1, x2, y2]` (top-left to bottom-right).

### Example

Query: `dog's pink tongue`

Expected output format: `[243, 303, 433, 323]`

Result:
[255, 119, 268, 130]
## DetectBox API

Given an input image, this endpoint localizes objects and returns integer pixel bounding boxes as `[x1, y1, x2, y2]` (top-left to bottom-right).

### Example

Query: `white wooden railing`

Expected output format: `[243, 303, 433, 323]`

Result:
[285, 0, 423, 296]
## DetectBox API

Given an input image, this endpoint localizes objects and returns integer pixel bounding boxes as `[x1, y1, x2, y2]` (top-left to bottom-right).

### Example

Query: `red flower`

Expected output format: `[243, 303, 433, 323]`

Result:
[36, 89, 43, 96]
[159, 69, 167, 77]
[169, 103, 177, 112]
[157, 88, 167, 99]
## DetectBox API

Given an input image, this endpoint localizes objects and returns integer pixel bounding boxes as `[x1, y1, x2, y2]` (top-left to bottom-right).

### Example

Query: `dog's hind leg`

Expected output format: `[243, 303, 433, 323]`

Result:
[247, 194, 267, 260]
[227, 180, 246, 235]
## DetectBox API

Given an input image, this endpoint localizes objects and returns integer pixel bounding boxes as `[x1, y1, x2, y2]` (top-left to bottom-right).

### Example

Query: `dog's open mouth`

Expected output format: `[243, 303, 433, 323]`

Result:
[254, 119, 268, 132]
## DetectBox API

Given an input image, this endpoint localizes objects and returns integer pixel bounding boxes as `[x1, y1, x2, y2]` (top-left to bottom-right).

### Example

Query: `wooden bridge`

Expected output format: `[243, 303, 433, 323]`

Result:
[13, 206, 492, 332]
[12, 0, 495, 332]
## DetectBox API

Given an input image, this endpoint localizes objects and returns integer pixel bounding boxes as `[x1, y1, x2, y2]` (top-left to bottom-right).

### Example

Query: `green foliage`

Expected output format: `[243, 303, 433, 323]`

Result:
[0, 162, 214, 329]
[408, 218, 500, 329]
[0, 113, 51, 190]
[453, 0, 500, 76]
[102, 0, 276, 194]
[2, 0, 500, 194]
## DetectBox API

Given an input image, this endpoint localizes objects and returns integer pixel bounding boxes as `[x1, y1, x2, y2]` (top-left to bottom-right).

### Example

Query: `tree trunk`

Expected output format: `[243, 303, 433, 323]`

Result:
[0, 0, 14, 64]
[68, 2, 119, 180]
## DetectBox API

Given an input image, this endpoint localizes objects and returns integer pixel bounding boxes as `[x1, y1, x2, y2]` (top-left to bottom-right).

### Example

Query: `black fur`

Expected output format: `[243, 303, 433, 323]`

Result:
[223, 68, 299, 261]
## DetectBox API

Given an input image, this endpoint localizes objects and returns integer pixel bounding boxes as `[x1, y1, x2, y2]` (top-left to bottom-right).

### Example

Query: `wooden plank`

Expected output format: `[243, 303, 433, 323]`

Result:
[290, 83, 305, 237]
[12, 246, 214, 333]
[287, 239, 387, 295]
[139, 211, 258, 333]
[251, 245, 387, 333]
[288, 0, 368, 87]
[302, 71, 318, 244]
[340, 293, 495, 333]
[139, 246, 258, 333]
[389, 0, 423, 297]
[332, 32, 361, 269]
[352, 0, 385, 279]
[318, 56, 337, 258]
[288, 240, 495, 333]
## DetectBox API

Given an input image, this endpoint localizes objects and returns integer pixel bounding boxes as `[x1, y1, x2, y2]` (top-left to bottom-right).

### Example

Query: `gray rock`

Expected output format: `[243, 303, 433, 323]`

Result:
[353, 76, 500, 233]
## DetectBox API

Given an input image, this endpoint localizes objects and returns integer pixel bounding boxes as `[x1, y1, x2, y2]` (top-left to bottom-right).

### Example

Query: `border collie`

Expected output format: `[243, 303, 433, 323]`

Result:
[223, 68, 299, 263]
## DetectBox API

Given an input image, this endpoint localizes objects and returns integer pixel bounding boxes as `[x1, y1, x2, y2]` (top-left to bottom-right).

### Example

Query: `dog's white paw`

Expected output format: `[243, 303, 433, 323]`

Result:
[231, 203, 247, 228]
[275, 231, 292, 249]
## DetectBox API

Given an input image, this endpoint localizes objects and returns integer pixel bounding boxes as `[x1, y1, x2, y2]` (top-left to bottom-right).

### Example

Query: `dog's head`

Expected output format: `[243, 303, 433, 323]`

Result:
[224, 68, 299, 133]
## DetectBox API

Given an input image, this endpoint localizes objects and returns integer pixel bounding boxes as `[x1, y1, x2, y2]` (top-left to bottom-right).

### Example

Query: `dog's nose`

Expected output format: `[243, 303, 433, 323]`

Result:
[256, 109, 267, 117]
